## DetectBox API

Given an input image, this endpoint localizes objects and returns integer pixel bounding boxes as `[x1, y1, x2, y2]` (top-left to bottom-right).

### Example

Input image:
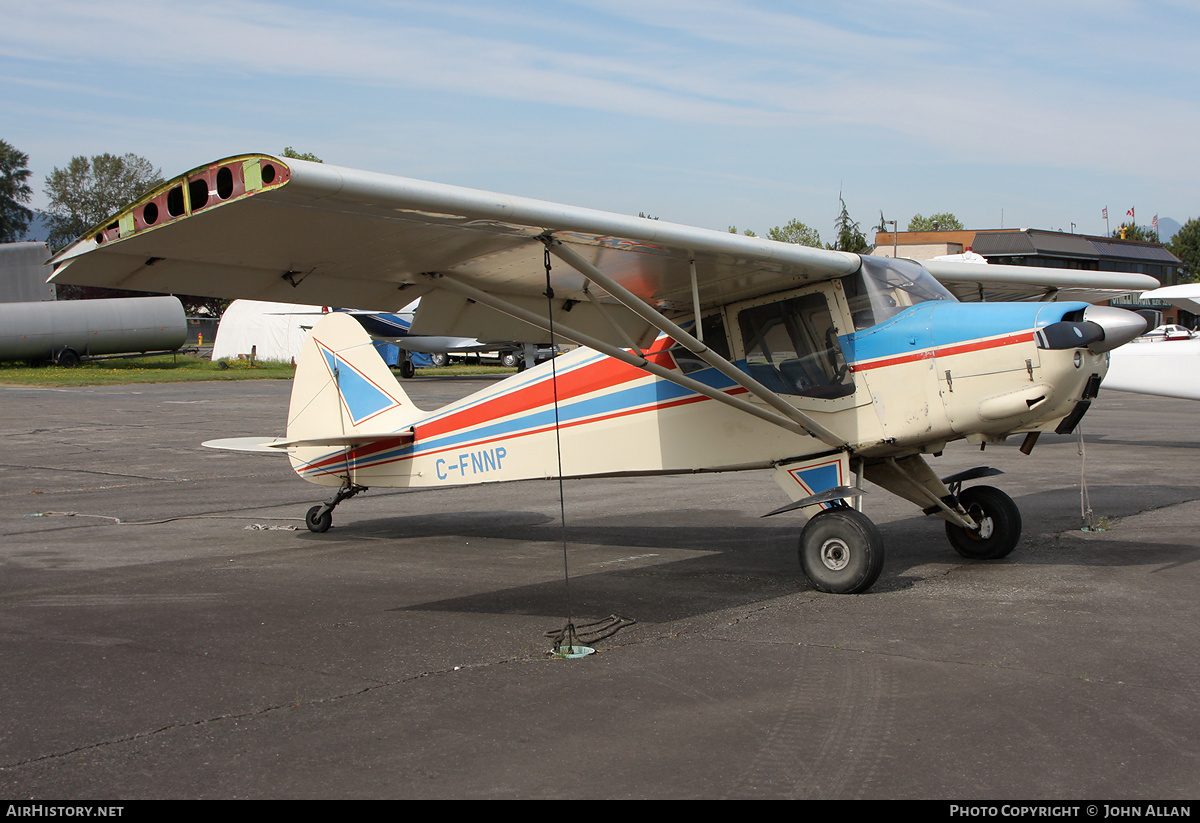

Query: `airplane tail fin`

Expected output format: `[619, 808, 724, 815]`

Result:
[286, 311, 425, 446]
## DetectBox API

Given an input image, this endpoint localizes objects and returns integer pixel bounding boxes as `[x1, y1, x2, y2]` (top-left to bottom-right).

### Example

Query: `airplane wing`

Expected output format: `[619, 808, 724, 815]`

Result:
[48, 154, 869, 348]
[924, 259, 1152, 304]
[50, 154, 1158, 345]
[1137, 284, 1200, 315]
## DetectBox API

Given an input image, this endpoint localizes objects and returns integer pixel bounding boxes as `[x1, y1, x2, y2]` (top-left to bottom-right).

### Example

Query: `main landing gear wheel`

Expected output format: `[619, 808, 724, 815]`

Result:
[500, 352, 520, 368]
[945, 485, 1022, 560]
[799, 508, 885, 594]
[430, 352, 449, 368]
[306, 505, 332, 533]
[400, 359, 416, 379]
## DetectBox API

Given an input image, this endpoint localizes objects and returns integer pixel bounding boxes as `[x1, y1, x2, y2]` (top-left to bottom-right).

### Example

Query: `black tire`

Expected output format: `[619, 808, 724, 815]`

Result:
[400, 359, 415, 379]
[945, 485, 1021, 560]
[500, 352, 520, 368]
[306, 505, 332, 533]
[799, 508, 885, 594]
[57, 349, 80, 368]
[430, 353, 449, 368]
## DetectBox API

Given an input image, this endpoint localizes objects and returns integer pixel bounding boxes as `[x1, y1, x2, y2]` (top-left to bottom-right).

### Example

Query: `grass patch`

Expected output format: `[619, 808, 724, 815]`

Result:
[0, 353, 516, 386]
[0, 354, 296, 386]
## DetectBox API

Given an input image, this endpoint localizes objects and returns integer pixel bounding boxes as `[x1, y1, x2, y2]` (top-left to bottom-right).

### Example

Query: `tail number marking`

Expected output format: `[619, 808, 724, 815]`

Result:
[436, 447, 507, 480]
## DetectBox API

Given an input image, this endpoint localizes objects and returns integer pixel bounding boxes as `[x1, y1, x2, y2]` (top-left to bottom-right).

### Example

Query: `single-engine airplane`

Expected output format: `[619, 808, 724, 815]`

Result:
[48, 154, 1156, 593]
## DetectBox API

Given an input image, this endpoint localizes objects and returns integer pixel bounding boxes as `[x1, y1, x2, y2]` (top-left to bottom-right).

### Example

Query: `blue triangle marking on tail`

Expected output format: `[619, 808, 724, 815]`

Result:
[319, 344, 400, 425]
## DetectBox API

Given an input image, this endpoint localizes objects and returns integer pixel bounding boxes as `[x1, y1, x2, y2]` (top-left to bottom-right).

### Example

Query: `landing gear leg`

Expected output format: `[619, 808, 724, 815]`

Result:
[799, 507, 885, 594]
[305, 480, 368, 533]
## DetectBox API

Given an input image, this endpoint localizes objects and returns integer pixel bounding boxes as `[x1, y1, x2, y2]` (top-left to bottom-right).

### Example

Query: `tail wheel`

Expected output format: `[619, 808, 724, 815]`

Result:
[799, 508, 885, 594]
[306, 505, 332, 533]
[945, 485, 1021, 559]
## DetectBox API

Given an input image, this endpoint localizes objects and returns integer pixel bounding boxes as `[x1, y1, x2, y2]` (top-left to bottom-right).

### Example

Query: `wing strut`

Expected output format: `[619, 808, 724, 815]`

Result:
[426, 272, 826, 441]
[544, 240, 845, 448]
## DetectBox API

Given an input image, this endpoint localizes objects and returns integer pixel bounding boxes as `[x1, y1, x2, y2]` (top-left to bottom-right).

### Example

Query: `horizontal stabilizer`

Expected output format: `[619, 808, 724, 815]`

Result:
[203, 436, 289, 454]
[267, 430, 414, 450]
[204, 431, 414, 453]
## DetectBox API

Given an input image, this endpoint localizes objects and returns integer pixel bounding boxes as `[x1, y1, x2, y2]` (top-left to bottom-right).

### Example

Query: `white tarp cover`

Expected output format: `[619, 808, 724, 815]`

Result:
[211, 300, 324, 362]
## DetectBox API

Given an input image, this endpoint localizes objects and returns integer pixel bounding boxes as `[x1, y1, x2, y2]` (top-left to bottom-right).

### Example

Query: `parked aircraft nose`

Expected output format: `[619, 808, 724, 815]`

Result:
[1081, 305, 1150, 353]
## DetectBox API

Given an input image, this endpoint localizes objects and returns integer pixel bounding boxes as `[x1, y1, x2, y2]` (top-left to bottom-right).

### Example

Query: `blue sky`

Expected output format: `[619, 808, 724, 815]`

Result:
[3, 1, 1197, 242]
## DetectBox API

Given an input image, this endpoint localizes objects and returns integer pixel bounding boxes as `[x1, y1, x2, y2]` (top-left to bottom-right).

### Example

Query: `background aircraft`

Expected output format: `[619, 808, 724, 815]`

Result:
[1103, 285, 1200, 401]
[47, 154, 1155, 593]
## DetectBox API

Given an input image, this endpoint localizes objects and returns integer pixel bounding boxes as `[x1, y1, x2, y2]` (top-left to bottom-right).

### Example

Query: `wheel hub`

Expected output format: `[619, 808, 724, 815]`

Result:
[819, 537, 851, 571]
[967, 505, 994, 540]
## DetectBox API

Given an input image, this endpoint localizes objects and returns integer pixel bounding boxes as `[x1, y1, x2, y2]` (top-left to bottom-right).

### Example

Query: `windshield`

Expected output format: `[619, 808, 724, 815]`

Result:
[843, 257, 957, 331]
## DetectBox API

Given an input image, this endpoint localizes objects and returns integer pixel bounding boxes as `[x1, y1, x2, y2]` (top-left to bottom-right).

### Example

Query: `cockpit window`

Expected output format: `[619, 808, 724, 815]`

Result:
[843, 257, 956, 331]
[737, 292, 853, 399]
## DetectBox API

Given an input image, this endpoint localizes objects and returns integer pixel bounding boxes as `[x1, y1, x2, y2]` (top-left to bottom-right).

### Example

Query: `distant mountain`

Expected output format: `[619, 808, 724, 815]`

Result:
[23, 212, 51, 244]
[1155, 216, 1182, 244]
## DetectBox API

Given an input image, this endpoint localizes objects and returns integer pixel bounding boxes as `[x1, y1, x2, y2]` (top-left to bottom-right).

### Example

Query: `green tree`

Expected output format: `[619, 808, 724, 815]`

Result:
[829, 193, 868, 253]
[0, 139, 33, 242]
[767, 219, 821, 247]
[908, 212, 964, 231]
[1113, 222, 1157, 242]
[727, 226, 757, 237]
[43, 153, 162, 249]
[1167, 218, 1200, 282]
[282, 147, 323, 163]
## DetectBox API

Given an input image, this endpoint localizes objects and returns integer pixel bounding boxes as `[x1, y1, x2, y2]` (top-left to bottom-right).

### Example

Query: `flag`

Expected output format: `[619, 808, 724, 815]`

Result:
[1102, 207, 1108, 219]
[1127, 207, 1135, 219]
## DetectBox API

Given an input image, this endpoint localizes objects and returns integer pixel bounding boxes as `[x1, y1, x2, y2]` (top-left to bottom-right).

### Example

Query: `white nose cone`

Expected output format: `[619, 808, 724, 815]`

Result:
[1082, 305, 1150, 353]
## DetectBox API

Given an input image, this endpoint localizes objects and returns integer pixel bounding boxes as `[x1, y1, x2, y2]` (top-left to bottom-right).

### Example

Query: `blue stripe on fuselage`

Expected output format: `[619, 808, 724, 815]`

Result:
[842, 302, 1090, 364]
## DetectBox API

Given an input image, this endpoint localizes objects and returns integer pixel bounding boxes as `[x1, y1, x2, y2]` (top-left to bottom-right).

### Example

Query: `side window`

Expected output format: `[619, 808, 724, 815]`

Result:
[671, 313, 730, 374]
[738, 292, 853, 398]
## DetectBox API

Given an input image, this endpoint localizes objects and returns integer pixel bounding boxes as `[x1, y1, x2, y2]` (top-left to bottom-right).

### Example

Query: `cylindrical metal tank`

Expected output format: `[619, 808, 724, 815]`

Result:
[0, 296, 188, 364]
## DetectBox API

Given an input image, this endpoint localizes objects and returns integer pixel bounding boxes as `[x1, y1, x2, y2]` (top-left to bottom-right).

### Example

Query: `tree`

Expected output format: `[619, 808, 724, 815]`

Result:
[1113, 223, 1157, 243]
[767, 219, 821, 247]
[43, 153, 162, 249]
[282, 147, 323, 163]
[829, 193, 868, 253]
[727, 226, 757, 236]
[1167, 218, 1200, 283]
[0, 139, 33, 242]
[908, 212, 964, 232]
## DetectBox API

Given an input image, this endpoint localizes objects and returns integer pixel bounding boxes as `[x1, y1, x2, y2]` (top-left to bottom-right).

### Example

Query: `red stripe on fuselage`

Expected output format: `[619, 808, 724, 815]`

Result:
[850, 331, 1034, 372]
[415, 338, 677, 440]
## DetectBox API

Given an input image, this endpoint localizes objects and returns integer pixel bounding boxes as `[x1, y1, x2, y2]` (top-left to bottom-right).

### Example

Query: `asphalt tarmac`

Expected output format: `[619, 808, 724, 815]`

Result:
[1, 376, 1197, 799]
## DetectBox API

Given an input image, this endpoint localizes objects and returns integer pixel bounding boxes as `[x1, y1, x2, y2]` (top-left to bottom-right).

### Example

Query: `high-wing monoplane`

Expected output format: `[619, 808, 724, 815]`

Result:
[48, 154, 1156, 593]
